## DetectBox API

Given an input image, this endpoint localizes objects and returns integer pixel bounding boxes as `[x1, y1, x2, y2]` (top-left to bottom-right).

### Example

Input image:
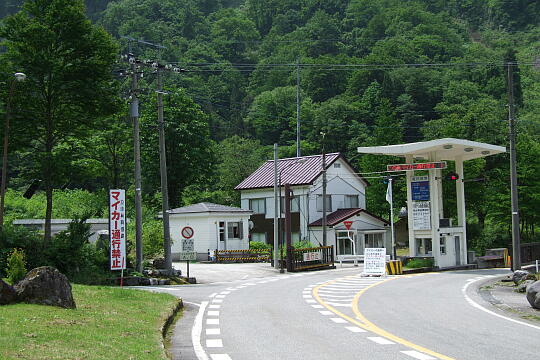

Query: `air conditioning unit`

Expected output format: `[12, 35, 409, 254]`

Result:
[439, 218, 452, 228]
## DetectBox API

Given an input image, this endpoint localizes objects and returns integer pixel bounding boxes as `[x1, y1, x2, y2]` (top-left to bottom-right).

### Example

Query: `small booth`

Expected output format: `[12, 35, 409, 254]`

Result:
[167, 202, 252, 261]
[357, 138, 506, 268]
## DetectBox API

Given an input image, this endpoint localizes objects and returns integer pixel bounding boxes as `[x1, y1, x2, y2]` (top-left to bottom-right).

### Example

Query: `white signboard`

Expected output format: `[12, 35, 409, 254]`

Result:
[363, 248, 386, 275]
[178, 252, 197, 261]
[109, 189, 126, 270]
[182, 238, 194, 252]
[413, 201, 431, 230]
[303, 252, 321, 262]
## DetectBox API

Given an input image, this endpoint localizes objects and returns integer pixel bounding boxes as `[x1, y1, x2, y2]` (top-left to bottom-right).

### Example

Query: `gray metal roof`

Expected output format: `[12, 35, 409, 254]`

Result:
[235, 153, 343, 190]
[168, 202, 252, 214]
[13, 219, 109, 225]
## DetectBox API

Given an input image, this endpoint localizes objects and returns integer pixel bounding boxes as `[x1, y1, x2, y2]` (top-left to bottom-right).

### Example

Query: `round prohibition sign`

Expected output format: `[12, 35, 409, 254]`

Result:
[181, 226, 194, 239]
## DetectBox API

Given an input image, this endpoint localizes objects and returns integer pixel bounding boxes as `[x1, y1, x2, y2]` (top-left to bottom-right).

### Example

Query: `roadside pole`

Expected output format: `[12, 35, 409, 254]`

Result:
[273, 144, 279, 269]
[156, 67, 172, 275]
[285, 183, 292, 272]
[507, 63, 521, 271]
[129, 54, 144, 273]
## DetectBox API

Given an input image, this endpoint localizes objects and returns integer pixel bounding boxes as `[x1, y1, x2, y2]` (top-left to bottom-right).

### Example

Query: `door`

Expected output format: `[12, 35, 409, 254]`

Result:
[218, 222, 225, 250]
[455, 235, 461, 266]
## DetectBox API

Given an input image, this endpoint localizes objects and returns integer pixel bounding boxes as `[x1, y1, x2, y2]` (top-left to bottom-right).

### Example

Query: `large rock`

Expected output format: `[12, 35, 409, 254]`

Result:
[0, 279, 17, 305]
[512, 270, 531, 285]
[526, 280, 540, 309]
[517, 279, 535, 293]
[15, 267, 76, 309]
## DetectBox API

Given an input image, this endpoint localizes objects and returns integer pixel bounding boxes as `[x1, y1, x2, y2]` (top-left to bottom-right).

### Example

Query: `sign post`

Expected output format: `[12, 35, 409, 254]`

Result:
[363, 248, 386, 276]
[180, 227, 195, 279]
[109, 190, 127, 285]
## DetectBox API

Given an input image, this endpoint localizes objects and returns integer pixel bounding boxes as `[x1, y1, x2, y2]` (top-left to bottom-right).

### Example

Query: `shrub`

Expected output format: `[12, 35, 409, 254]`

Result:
[0, 225, 44, 277]
[249, 241, 271, 250]
[5, 248, 27, 284]
[405, 257, 434, 268]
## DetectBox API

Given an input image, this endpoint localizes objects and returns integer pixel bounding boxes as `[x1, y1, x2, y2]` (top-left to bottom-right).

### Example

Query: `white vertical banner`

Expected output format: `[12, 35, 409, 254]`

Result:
[109, 189, 126, 270]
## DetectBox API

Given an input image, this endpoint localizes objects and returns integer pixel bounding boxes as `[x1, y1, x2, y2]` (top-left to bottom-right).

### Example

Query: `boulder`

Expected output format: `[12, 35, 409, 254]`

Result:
[526, 280, 540, 309]
[15, 267, 76, 309]
[516, 279, 535, 293]
[0, 279, 17, 305]
[512, 270, 530, 285]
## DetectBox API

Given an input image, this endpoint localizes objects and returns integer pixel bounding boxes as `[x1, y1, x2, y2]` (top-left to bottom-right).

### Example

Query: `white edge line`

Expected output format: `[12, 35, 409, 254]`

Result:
[462, 277, 540, 331]
[192, 300, 209, 360]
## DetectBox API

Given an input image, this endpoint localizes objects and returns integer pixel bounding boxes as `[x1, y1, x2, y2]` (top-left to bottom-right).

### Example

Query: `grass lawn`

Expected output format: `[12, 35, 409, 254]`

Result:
[0, 284, 179, 360]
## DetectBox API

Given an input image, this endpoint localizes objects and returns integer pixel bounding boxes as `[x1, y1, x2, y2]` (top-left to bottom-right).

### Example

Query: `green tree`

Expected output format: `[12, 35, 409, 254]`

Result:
[1, 0, 118, 244]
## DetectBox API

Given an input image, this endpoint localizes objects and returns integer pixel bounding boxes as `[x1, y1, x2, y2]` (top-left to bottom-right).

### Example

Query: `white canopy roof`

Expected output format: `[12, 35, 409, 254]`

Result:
[357, 138, 506, 161]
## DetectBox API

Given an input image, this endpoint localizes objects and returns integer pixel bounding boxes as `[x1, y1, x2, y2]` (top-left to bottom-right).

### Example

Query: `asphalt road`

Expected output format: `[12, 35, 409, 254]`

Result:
[141, 266, 540, 360]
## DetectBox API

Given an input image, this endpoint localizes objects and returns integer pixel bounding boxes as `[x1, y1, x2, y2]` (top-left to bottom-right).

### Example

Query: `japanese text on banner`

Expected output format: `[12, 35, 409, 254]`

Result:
[109, 189, 126, 270]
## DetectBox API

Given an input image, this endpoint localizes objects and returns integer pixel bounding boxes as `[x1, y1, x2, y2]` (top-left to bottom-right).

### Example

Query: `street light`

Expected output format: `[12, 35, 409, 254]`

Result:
[0, 72, 26, 228]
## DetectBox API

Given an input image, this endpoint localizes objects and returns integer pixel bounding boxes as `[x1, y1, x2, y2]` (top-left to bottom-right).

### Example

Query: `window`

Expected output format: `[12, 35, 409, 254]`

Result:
[280, 196, 300, 213]
[316, 195, 332, 212]
[251, 233, 266, 243]
[227, 222, 243, 239]
[334, 163, 341, 168]
[365, 233, 383, 248]
[249, 198, 266, 214]
[440, 237, 446, 255]
[344, 195, 359, 208]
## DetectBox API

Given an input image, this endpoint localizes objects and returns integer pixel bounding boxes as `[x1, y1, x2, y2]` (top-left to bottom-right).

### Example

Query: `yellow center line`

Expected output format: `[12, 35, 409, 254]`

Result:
[313, 275, 456, 360]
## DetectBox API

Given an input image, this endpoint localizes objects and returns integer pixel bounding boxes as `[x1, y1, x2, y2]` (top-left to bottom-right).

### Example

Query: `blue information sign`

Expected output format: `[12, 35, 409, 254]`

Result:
[412, 181, 430, 201]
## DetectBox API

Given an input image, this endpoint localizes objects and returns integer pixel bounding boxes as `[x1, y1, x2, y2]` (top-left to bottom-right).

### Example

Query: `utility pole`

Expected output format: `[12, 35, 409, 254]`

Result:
[296, 57, 301, 157]
[285, 183, 292, 272]
[156, 67, 172, 274]
[322, 133, 327, 246]
[273, 144, 279, 269]
[507, 62, 521, 271]
[129, 53, 144, 273]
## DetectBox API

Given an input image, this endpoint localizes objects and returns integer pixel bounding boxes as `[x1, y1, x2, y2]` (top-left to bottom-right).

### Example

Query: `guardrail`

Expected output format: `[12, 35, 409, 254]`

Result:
[288, 246, 335, 272]
[214, 249, 271, 263]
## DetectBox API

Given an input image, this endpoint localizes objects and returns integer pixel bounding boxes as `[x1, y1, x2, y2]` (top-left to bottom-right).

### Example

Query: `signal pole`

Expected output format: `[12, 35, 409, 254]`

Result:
[507, 62, 521, 271]
[296, 58, 301, 157]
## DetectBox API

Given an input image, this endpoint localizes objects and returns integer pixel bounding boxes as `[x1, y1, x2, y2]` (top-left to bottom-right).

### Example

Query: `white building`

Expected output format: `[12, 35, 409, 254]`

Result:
[12, 218, 109, 244]
[236, 153, 391, 256]
[168, 202, 252, 261]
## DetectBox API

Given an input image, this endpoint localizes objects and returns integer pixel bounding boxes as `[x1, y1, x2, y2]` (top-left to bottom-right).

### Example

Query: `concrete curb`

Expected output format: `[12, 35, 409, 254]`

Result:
[161, 298, 184, 350]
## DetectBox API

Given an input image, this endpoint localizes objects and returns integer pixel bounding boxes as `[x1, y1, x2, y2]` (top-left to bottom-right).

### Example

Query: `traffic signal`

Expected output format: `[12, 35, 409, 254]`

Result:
[445, 172, 459, 181]
[382, 176, 392, 184]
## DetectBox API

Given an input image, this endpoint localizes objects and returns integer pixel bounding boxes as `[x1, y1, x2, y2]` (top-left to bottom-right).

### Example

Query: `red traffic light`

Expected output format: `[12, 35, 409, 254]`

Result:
[445, 172, 459, 181]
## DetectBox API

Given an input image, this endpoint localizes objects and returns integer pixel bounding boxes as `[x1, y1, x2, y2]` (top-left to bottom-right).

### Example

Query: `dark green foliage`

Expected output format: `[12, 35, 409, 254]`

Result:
[249, 241, 271, 250]
[0, 226, 45, 278]
[405, 257, 434, 269]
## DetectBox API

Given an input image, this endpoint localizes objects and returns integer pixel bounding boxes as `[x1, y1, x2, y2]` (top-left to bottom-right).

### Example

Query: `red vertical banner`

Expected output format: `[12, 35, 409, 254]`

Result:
[109, 189, 126, 270]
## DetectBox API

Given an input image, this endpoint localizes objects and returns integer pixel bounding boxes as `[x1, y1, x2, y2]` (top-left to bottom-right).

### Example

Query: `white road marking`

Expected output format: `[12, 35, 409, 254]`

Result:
[212, 299, 223, 303]
[319, 310, 333, 316]
[345, 326, 366, 333]
[207, 311, 220, 316]
[244, 283, 256, 286]
[210, 355, 232, 360]
[303, 295, 313, 299]
[209, 305, 221, 309]
[208, 293, 217, 298]
[206, 319, 220, 325]
[311, 305, 324, 309]
[192, 301, 209, 360]
[367, 337, 395, 345]
[305, 299, 316, 303]
[236, 286, 246, 289]
[206, 339, 223, 348]
[215, 295, 226, 299]
[226, 287, 236, 291]
[462, 276, 540, 331]
[401, 350, 436, 359]
[220, 291, 231, 295]
[241, 275, 249, 279]
[206, 328, 221, 335]
[330, 318, 348, 324]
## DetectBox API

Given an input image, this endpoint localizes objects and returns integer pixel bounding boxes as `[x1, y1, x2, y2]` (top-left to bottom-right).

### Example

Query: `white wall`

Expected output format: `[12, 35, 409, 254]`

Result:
[170, 213, 251, 260]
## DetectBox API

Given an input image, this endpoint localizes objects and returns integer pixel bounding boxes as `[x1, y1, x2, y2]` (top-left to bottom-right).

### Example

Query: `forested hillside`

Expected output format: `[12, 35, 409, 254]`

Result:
[1, 0, 539, 253]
